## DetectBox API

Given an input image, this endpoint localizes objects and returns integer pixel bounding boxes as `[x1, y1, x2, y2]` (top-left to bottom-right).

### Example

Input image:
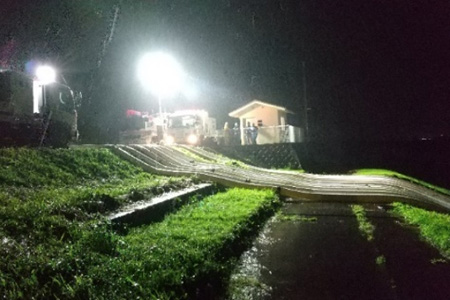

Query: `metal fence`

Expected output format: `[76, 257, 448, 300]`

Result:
[216, 125, 303, 145]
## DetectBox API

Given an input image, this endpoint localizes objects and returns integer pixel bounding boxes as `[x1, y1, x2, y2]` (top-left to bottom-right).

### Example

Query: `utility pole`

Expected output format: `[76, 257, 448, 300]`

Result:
[302, 61, 309, 141]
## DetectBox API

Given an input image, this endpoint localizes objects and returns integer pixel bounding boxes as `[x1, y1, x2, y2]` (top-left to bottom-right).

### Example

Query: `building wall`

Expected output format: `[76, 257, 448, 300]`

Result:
[237, 105, 292, 144]
[239, 106, 288, 127]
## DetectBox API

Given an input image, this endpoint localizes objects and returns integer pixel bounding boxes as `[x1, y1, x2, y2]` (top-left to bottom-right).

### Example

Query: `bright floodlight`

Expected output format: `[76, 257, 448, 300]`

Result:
[183, 83, 199, 100]
[36, 65, 56, 85]
[137, 52, 185, 98]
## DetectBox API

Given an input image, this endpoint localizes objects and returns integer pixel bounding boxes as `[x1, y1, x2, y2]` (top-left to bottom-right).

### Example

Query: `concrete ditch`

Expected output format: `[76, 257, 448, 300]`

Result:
[109, 183, 215, 228]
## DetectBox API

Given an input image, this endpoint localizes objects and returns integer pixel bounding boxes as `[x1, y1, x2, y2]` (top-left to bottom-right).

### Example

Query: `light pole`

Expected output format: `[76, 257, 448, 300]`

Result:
[137, 52, 185, 117]
[36, 65, 56, 147]
[36, 65, 56, 111]
[302, 61, 309, 142]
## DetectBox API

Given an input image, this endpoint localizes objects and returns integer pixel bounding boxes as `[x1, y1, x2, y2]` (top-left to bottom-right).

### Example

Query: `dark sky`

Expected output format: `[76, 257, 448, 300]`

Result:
[1, 0, 449, 141]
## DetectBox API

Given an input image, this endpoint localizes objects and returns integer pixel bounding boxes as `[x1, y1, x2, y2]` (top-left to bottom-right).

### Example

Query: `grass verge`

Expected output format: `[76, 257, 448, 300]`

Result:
[351, 204, 375, 241]
[353, 169, 450, 196]
[391, 202, 450, 259]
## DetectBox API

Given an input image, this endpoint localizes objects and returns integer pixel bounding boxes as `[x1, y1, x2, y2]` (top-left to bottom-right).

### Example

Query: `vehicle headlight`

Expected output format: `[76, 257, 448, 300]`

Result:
[165, 135, 175, 145]
[187, 134, 198, 145]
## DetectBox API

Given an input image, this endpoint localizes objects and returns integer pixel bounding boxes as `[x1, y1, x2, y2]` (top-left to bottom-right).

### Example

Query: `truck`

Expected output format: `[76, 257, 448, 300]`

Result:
[119, 110, 165, 144]
[0, 69, 78, 147]
[164, 109, 217, 145]
[119, 109, 218, 145]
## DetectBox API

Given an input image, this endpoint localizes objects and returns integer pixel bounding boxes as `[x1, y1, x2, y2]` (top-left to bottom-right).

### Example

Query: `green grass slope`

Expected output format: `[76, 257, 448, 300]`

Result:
[0, 147, 147, 187]
[0, 148, 279, 299]
[0, 147, 192, 299]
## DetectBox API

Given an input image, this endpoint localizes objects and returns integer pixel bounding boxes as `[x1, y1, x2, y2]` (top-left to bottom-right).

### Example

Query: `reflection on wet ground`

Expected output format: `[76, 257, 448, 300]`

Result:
[229, 201, 450, 300]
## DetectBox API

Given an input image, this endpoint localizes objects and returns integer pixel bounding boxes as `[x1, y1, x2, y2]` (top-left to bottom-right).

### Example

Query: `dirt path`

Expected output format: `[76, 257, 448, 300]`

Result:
[229, 202, 450, 300]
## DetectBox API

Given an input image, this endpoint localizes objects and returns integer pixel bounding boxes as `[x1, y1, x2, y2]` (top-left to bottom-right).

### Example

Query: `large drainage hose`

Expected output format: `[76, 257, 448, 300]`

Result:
[109, 145, 450, 212]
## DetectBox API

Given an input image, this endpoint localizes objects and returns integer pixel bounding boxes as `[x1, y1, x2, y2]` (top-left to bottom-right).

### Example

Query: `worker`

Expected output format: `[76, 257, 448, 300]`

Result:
[245, 122, 252, 145]
[251, 123, 258, 145]
[232, 122, 241, 145]
[223, 122, 232, 146]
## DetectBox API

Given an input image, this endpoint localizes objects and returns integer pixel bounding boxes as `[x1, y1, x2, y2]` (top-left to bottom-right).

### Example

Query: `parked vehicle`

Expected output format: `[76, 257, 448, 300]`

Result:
[165, 109, 217, 145]
[119, 109, 218, 145]
[0, 69, 78, 147]
[119, 110, 166, 144]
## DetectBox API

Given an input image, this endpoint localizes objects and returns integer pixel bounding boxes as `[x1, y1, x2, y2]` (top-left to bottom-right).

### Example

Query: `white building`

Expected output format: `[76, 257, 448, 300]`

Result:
[229, 100, 303, 145]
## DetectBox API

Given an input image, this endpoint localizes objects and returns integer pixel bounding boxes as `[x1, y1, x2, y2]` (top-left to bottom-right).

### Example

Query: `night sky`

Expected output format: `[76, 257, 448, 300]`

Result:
[1, 0, 449, 142]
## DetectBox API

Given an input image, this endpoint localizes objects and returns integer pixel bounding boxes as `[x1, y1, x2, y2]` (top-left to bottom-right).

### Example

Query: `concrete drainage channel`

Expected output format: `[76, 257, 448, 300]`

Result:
[109, 183, 215, 228]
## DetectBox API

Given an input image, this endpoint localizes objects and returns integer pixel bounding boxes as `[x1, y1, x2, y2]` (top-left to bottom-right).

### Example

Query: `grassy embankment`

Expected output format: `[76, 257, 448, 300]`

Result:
[0, 148, 279, 299]
[0, 147, 185, 299]
[353, 169, 450, 196]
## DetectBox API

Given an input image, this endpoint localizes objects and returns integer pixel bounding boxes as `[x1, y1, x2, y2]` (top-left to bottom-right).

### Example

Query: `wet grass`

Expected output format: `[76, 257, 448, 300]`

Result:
[353, 169, 450, 196]
[3, 188, 277, 299]
[93, 188, 279, 299]
[0, 147, 191, 299]
[391, 202, 450, 259]
[351, 205, 375, 241]
[0, 147, 280, 299]
[0, 147, 146, 188]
